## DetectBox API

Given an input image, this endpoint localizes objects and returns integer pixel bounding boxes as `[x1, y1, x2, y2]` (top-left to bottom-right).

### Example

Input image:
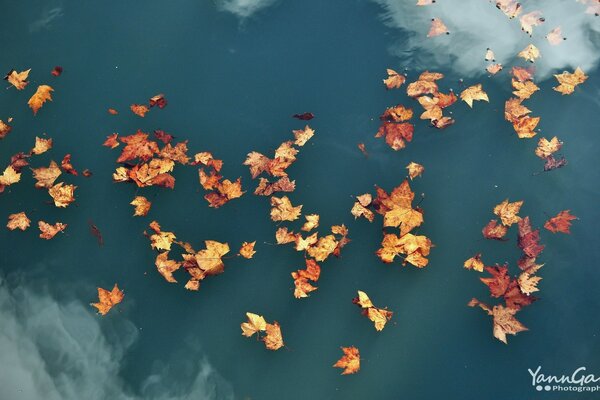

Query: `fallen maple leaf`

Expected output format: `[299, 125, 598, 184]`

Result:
[4, 69, 31, 90]
[254, 176, 296, 196]
[383, 68, 406, 89]
[130, 104, 149, 117]
[108, 108, 118, 115]
[131, 196, 152, 216]
[553, 67, 588, 95]
[301, 214, 320, 232]
[353, 291, 393, 331]
[535, 137, 562, 159]
[0, 119, 12, 139]
[7, 212, 31, 231]
[28, 85, 54, 115]
[464, 253, 484, 272]
[241, 312, 267, 337]
[155, 252, 182, 283]
[543, 155, 568, 171]
[544, 210, 577, 234]
[494, 199, 523, 226]
[487, 64, 503, 75]
[291, 259, 321, 298]
[38, 220, 67, 239]
[460, 84, 489, 107]
[270, 196, 302, 221]
[428, 18, 449, 37]
[263, 322, 284, 350]
[239, 241, 256, 259]
[91, 284, 124, 316]
[351, 193, 374, 222]
[406, 162, 424, 180]
[546, 27, 565, 45]
[333, 347, 360, 375]
[0, 166, 21, 189]
[60, 154, 78, 176]
[51, 66, 63, 77]
[48, 182, 76, 208]
[482, 219, 508, 240]
[518, 44, 540, 63]
[31, 161, 62, 188]
[512, 79, 539, 100]
[149, 93, 167, 109]
[518, 217, 545, 258]
[519, 11, 544, 36]
[103, 133, 120, 148]
[468, 299, 528, 344]
[148, 221, 176, 251]
[293, 125, 314, 146]
[32, 136, 53, 155]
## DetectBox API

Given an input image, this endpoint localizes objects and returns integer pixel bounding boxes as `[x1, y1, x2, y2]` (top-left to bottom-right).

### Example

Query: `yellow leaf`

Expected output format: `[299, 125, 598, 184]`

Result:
[333, 347, 360, 375]
[5, 69, 30, 90]
[28, 85, 54, 115]
[130, 196, 152, 216]
[239, 241, 256, 259]
[460, 84, 489, 108]
[48, 182, 76, 208]
[518, 44, 540, 63]
[553, 67, 587, 95]
[7, 212, 31, 231]
[493, 199, 523, 226]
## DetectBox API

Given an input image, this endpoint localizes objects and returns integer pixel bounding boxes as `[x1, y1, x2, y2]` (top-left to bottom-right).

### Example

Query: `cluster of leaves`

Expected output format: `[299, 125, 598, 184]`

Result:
[467, 200, 577, 343]
[144, 220, 254, 291]
[106, 130, 189, 189]
[240, 312, 284, 351]
[129, 93, 167, 118]
[4, 68, 56, 115]
[376, 69, 489, 151]
[244, 125, 350, 298]
[352, 178, 432, 268]
[195, 152, 244, 208]
[3, 120, 92, 239]
[504, 67, 541, 139]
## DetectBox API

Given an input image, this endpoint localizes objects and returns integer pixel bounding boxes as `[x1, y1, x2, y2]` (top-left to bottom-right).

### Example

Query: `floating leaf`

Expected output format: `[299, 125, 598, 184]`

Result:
[333, 347, 360, 375]
[91, 284, 124, 316]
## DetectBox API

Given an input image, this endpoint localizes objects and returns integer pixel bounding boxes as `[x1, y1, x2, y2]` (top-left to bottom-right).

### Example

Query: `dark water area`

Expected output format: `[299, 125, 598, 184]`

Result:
[1, 1, 599, 399]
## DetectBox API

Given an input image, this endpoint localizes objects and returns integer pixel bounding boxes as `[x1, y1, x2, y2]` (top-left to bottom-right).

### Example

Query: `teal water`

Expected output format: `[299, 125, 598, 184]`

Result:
[1, 1, 599, 399]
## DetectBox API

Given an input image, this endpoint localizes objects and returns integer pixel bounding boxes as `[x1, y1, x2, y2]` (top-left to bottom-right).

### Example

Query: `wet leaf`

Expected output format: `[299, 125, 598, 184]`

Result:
[460, 84, 489, 108]
[291, 259, 321, 298]
[427, 18, 449, 37]
[493, 199, 523, 226]
[544, 210, 577, 234]
[406, 162, 424, 180]
[32, 136, 53, 155]
[301, 214, 320, 232]
[535, 137, 562, 159]
[333, 347, 360, 375]
[48, 182, 76, 208]
[38, 220, 67, 239]
[270, 196, 302, 221]
[241, 312, 267, 337]
[546, 26, 565, 45]
[469, 299, 528, 344]
[91, 284, 124, 316]
[482, 219, 508, 240]
[464, 253, 484, 272]
[353, 291, 393, 331]
[553, 67, 588, 95]
[4, 68, 30, 90]
[28, 85, 54, 115]
[239, 241, 256, 259]
[155, 252, 181, 283]
[130, 104, 149, 117]
[130, 196, 152, 216]
[518, 44, 540, 63]
[7, 212, 31, 231]
[519, 11, 544, 36]
[31, 161, 61, 188]
[293, 125, 314, 146]
[383, 68, 406, 89]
